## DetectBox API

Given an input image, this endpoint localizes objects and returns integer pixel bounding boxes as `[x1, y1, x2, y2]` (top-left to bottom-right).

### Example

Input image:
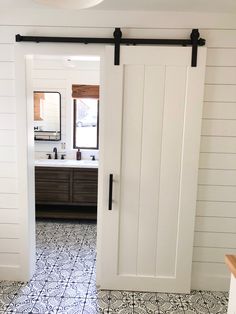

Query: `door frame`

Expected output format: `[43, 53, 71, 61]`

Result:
[15, 43, 105, 283]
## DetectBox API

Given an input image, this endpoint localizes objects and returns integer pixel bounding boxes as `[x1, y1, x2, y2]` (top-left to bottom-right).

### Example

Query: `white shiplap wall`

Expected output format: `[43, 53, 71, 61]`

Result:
[191, 32, 236, 290]
[33, 58, 100, 160]
[0, 24, 235, 289]
[0, 34, 20, 279]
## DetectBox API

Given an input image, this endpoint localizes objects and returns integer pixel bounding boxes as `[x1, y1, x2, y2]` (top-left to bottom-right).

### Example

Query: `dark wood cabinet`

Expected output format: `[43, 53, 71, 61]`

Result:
[35, 166, 98, 207]
[72, 169, 98, 205]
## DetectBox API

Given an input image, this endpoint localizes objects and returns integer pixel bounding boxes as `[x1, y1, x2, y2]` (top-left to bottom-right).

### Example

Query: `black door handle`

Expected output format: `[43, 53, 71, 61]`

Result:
[108, 174, 113, 210]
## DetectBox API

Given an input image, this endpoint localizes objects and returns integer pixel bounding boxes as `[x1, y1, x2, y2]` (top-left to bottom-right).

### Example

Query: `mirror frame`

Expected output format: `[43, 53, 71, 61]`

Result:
[34, 91, 62, 142]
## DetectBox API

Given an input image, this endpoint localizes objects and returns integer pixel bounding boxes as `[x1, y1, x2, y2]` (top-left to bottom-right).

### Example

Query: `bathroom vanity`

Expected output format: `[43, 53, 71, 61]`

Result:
[35, 159, 98, 219]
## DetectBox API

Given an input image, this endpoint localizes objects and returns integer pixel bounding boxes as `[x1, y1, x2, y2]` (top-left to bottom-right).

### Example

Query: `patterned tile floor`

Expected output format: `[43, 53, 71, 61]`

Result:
[0, 220, 229, 313]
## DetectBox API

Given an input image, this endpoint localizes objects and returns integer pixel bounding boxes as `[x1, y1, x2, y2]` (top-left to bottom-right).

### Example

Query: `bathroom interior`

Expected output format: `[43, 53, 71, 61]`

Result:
[33, 54, 100, 220]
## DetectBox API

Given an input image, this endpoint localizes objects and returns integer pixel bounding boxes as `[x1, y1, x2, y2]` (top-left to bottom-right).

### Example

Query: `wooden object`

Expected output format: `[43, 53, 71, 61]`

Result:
[34, 92, 44, 121]
[225, 255, 236, 314]
[72, 84, 99, 99]
[225, 255, 236, 278]
[35, 166, 98, 208]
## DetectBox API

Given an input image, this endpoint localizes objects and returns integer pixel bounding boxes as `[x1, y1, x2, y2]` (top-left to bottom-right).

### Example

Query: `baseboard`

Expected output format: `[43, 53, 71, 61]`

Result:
[0, 265, 27, 282]
[191, 272, 231, 291]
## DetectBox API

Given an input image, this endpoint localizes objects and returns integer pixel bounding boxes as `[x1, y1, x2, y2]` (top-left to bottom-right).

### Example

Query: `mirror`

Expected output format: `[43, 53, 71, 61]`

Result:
[34, 91, 61, 141]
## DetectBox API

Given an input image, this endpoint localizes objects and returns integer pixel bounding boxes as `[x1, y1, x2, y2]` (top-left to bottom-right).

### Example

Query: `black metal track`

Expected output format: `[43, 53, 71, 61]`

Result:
[15, 28, 206, 67]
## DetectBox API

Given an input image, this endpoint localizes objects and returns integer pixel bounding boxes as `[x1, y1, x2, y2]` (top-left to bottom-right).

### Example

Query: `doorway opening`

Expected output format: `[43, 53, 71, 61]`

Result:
[30, 52, 101, 260]
[23, 51, 102, 303]
[15, 42, 104, 288]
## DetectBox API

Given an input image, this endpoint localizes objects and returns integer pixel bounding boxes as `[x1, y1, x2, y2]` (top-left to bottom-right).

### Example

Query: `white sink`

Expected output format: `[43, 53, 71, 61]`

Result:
[35, 159, 99, 168]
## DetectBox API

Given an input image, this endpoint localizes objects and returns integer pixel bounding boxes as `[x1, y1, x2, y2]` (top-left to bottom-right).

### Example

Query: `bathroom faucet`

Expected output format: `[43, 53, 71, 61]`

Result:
[53, 147, 58, 159]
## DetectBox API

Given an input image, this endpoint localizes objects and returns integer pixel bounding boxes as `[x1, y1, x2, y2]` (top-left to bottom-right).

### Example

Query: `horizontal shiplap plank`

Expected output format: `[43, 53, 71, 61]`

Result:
[0, 163, 17, 178]
[33, 79, 67, 89]
[69, 70, 100, 84]
[192, 262, 229, 276]
[0, 178, 17, 193]
[0, 97, 16, 114]
[192, 262, 230, 290]
[205, 67, 236, 85]
[193, 247, 236, 263]
[202, 119, 236, 137]
[200, 136, 236, 153]
[0, 130, 16, 146]
[0, 239, 20, 253]
[0, 253, 20, 266]
[0, 147, 16, 163]
[194, 231, 236, 248]
[33, 59, 69, 70]
[33, 70, 100, 85]
[207, 49, 236, 66]
[0, 114, 16, 130]
[0, 225, 19, 239]
[0, 209, 19, 224]
[198, 169, 236, 186]
[0, 27, 17, 44]
[0, 63, 14, 80]
[33, 59, 100, 71]
[204, 85, 236, 102]
[0, 45, 14, 62]
[199, 153, 236, 170]
[196, 201, 236, 217]
[33, 69, 68, 79]
[195, 216, 236, 233]
[0, 80, 15, 97]
[203, 102, 236, 120]
[0, 194, 17, 209]
[198, 185, 236, 202]
[201, 30, 236, 48]
[33, 88, 66, 99]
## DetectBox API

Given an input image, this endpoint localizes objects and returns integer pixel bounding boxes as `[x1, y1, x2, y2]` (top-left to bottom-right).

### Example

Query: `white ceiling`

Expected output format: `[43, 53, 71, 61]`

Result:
[0, 0, 236, 13]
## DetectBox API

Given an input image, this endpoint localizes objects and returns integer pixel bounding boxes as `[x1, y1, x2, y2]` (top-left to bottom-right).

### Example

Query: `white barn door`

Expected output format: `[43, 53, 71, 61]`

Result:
[98, 46, 206, 293]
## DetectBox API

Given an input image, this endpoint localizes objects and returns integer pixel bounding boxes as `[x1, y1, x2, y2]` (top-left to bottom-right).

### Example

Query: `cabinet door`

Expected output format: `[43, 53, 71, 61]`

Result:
[73, 168, 98, 205]
[35, 167, 71, 204]
[98, 46, 207, 293]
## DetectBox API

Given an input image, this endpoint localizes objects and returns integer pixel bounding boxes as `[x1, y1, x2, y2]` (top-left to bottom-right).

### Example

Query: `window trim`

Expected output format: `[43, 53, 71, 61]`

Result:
[73, 98, 99, 150]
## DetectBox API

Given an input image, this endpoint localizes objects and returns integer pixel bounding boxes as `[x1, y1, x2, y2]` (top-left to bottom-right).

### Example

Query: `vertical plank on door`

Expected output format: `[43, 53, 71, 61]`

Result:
[156, 66, 187, 276]
[137, 66, 166, 276]
[118, 65, 145, 275]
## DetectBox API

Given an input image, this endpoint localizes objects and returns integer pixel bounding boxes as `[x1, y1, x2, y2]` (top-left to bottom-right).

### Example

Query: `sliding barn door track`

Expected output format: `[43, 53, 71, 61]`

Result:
[15, 28, 205, 67]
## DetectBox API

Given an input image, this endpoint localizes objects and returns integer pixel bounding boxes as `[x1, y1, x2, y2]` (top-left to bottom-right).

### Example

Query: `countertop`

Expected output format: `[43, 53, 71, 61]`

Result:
[35, 159, 99, 168]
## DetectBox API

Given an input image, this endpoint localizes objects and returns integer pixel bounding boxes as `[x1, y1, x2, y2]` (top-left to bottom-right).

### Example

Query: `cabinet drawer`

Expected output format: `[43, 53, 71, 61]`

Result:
[73, 168, 98, 182]
[35, 167, 71, 181]
[36, 181, 69, 193]
[36, 192, 70, 203]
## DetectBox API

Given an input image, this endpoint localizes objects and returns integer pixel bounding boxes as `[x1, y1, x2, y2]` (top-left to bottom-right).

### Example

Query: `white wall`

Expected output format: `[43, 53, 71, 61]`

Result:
[33, 57, 100, 160]
[0, 11, 235, 290]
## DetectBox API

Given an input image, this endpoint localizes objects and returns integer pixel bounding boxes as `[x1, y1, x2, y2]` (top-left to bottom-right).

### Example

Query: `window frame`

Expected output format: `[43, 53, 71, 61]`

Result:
[73, 98, 99, 150]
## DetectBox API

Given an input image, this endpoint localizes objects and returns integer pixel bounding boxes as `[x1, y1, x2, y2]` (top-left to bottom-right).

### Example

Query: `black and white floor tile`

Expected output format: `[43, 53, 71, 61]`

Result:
[0, 220, 229, 313]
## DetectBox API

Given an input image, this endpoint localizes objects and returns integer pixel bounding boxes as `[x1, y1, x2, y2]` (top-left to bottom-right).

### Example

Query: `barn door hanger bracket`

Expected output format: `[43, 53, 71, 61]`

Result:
[113, 28, 205, 67]
[190, 29, 204, 67]
[15, 28, 205, 67]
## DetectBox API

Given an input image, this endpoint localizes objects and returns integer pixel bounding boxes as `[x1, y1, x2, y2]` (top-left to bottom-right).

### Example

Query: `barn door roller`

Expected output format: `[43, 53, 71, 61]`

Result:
[16, 28, 205, 67]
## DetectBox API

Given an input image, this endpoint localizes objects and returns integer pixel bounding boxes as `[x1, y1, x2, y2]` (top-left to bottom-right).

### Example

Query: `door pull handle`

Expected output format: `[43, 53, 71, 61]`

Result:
[108, 174, 113, 210]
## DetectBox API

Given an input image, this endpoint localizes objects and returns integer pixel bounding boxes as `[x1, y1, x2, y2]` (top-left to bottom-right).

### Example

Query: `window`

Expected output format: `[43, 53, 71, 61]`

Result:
[73, 98, 99, 149]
